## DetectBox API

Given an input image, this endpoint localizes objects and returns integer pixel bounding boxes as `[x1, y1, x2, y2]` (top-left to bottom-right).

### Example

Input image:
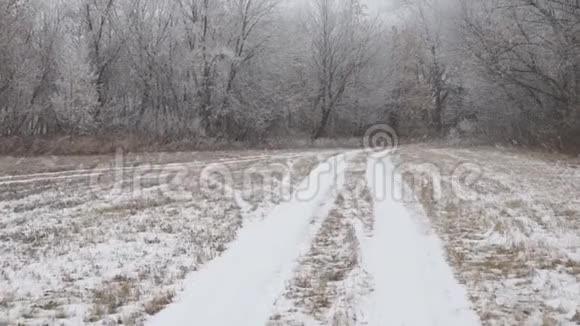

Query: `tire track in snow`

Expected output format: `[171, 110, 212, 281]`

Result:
[146, 153, 350, 326]
[357, 154, 481, 326]
[0, 153, 314, 186]
[267, 153, 373, 326]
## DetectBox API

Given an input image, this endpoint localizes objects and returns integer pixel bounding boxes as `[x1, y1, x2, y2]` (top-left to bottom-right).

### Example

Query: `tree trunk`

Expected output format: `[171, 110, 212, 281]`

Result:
[312, 107, 331, 140]
[434, 89, 443, 135]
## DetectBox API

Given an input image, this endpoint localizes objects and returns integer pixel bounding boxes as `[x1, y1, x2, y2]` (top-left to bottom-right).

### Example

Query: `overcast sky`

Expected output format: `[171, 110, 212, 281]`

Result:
[286, 0, 407, 23]
[366, 0, 404, 13]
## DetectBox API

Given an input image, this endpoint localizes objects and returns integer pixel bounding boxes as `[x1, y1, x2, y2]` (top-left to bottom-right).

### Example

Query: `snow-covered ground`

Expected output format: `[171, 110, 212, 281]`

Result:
[148, 151, 479, 326]
[359, 155, 480, 326]
[148, 154, 349, 326]
[2, 145, 578, 325]
[268, 153, 374, 325]
[0, 149, 337, 325]
[395, 145, 580, 325]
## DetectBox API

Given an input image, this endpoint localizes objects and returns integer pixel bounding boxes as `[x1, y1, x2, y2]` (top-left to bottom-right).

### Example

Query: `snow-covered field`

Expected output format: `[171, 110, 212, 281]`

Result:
[395, 145, 580, 325]
[1, 145, 579, 325]
[0, 149, 337, 325]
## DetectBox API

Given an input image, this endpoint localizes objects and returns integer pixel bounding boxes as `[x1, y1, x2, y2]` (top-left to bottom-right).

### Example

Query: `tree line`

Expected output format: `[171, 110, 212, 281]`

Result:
[1, 0, 579, 150]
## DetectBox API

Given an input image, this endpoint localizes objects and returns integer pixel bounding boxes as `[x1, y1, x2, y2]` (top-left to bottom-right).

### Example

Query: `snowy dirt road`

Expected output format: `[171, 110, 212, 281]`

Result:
[147, 152, 479, 326]
[148, 154, 349, 326]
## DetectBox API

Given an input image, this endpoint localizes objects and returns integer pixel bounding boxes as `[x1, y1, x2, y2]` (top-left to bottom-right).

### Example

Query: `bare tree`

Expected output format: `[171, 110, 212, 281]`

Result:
[1, 0, 578, 150]
[82, 0, 122, 117]
[460, 0, 580, 147]
[217, 0, 280, 139]
[308, 0, 379, 139]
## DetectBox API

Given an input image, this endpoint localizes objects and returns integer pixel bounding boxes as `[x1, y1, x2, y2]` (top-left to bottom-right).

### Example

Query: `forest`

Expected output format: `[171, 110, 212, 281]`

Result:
[1, 0, 579, 152]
